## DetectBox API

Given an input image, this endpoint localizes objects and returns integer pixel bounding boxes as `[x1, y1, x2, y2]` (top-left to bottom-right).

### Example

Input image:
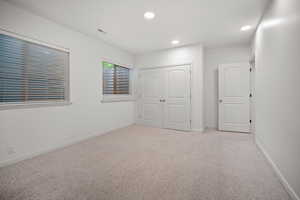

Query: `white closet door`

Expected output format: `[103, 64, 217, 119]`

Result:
[163, 66, 191, 131]
[218, 63, 250, 133]
[137, 69, 164, 128]
[137, 65, 191, 131]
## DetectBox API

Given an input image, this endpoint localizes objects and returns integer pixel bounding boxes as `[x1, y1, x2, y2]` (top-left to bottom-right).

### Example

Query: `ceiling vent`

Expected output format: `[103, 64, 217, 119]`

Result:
[97, 28, 107, 34]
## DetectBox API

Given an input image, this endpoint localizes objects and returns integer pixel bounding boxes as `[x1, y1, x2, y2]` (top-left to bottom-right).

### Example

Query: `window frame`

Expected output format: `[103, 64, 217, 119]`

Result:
[101, 59, 135, 103]
[0, 29, 71, 110]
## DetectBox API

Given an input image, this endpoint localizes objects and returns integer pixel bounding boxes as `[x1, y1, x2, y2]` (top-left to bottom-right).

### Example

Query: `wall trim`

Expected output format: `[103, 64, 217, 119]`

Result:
[191, 128, 204, 132]
[0, 28, 70, 52]
[0, 124, 134, 168]
[256, 136, 300, 200]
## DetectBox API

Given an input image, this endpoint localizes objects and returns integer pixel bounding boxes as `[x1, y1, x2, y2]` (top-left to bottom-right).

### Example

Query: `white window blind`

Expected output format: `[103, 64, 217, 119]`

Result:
[0, 33, 69, 104]
[103, 62, 130, 95]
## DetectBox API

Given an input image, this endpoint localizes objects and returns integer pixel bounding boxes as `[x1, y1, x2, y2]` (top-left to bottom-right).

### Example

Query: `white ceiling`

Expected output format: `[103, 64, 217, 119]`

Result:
[7, 0, 270, 54]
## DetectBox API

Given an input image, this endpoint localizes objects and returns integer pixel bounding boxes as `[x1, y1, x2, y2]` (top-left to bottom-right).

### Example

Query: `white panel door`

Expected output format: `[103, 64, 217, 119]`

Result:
[163, 66, 191, 131]
[218, 63, 250, 133]
[138, 69, 164, 128]
[137, 65, 191, 131]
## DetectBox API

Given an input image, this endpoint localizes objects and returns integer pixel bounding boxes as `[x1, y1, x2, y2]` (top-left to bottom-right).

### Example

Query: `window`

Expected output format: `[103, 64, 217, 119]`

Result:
[0, 33, 69, 106]
[103, 61, 130, 95]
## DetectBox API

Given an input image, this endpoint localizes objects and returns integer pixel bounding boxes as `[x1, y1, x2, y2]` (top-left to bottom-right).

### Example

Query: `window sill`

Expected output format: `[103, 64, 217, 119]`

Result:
[101, 95, 135, 103]
[0, 101, 72, 111]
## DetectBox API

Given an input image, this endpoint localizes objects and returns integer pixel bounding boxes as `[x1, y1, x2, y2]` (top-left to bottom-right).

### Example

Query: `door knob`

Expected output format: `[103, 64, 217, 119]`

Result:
[219, 99, 223, 103]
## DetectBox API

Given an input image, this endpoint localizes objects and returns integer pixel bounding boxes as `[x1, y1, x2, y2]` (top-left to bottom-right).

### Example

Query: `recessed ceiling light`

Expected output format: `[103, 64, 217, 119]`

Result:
[144, 12, 155, 20]
[241, 25, 252, 31]
[171, 40, 180, 45]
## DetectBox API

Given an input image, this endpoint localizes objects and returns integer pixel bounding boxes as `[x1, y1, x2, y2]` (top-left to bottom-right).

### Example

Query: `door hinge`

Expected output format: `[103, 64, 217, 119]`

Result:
[249, 93, 253, 98]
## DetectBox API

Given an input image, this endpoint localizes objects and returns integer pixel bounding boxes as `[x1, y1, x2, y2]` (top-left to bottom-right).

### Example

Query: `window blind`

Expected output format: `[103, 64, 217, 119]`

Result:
[0, 33, 69, 103]
[103, 62, 130, 95]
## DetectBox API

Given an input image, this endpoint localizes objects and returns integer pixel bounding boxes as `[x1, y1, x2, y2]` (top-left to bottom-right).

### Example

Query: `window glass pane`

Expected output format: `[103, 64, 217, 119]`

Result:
[0, 33, 68, 104]
[0, 34, 25, 102]
[115, 65, 129, 94]
[103, 62, 114, 94]
[103, 62, 130, 95]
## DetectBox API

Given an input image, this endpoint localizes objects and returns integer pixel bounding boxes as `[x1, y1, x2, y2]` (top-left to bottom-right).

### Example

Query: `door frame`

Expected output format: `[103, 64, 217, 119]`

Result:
[249, 57, 255, 134]
[136, 63, 192, 131]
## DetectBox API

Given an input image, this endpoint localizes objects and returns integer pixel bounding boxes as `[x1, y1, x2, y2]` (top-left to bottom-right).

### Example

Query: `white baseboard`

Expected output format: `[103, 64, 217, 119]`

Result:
[0, 124, 134, 168]
[256, 136, 299, 200]
[134, 122, 204, 133]
[203, 127, 218, 131]
[191, 128, 204, 132]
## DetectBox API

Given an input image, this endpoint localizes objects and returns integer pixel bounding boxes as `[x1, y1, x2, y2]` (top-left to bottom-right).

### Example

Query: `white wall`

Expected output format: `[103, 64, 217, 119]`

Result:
[0, 1, 135, 166]
[204, 45, 251, 129]
[135, 45, 204, 131]
[254, 0, 300, 199]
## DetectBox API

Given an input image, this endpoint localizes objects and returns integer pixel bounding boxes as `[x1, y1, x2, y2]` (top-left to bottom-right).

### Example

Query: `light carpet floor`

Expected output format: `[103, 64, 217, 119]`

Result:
[0, 125, 291, 200]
